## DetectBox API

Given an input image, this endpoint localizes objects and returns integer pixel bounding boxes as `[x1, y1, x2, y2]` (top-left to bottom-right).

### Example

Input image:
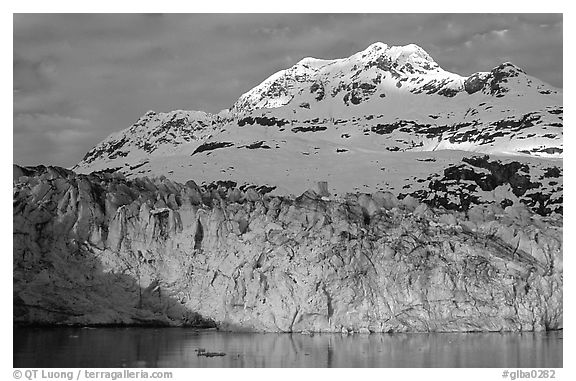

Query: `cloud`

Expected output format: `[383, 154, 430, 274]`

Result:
[14, 113, 91, 134]
[13, 112, 97, 166]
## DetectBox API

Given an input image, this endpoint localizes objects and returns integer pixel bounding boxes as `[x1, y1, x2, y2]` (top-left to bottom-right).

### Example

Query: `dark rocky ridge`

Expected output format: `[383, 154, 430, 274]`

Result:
[14, 165, 562, 332]
[401, 156, 563, 217]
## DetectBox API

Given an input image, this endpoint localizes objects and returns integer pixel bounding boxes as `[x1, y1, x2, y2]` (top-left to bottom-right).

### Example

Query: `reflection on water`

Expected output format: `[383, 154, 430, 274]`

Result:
[14, 328, 562, 368]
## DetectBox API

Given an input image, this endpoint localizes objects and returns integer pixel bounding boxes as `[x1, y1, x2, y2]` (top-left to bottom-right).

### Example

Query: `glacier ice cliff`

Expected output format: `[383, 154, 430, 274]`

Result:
[13, 165, 562, 332]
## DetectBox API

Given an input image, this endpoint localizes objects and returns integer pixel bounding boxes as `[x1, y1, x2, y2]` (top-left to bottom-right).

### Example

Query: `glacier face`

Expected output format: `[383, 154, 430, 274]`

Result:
[13, 166, 562, 331]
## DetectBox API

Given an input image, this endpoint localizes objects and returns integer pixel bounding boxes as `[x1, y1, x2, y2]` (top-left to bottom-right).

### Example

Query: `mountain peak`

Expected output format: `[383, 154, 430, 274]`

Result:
[296, 42, 433, 66]
[231, 42, 454, 113]
[492, 62, 525, 75]
[360, 41, 389, 54]
[357, 42, 436, 67]
[296, 56, 329, 66]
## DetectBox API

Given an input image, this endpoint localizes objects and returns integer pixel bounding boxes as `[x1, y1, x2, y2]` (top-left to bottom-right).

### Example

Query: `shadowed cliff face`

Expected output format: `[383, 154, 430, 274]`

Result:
[13, 165, 562, 332]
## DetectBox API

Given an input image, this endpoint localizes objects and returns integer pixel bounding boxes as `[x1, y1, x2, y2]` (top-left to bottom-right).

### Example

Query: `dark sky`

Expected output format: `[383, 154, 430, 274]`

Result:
[13, 13, 563, 167]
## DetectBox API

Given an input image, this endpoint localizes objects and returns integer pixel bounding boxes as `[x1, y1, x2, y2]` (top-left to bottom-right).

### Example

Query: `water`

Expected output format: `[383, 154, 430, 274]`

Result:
[14, 328, 562, 368]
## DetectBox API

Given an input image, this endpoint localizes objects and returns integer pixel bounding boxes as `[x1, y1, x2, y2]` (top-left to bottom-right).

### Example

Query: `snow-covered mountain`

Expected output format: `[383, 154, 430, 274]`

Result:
[73, 43, 563, 216]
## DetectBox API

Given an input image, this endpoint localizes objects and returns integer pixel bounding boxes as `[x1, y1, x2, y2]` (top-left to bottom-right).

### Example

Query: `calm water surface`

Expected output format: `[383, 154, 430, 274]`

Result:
[14, 328, 562, 368]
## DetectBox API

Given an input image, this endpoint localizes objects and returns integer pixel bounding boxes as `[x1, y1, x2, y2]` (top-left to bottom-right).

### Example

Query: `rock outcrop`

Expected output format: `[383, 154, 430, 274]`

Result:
[13, 165, 562, 332]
